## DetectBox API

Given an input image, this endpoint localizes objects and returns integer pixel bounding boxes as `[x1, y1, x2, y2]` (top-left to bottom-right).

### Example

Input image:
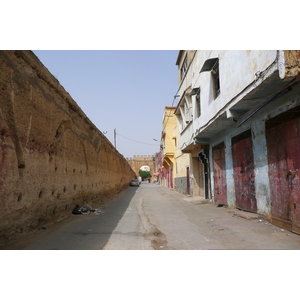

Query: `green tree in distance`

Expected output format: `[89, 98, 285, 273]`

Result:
[139, 170, 151, 178]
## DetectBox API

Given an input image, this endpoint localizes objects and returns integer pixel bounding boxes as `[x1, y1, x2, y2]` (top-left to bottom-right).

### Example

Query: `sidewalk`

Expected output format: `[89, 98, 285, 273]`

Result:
[146, 185, 300, 249]
[182, 195, 260, 219]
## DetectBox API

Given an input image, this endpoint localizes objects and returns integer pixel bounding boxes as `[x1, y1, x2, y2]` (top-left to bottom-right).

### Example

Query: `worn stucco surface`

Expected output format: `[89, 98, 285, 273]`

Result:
[0, 51, 135, 246]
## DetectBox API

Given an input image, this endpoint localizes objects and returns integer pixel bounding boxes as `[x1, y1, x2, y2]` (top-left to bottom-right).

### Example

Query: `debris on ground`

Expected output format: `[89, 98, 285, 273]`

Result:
[72, 204, 103, 215]
[82, 204, 93, 212]
[72, 205, 82, 215]
[94, 209, 103, 215]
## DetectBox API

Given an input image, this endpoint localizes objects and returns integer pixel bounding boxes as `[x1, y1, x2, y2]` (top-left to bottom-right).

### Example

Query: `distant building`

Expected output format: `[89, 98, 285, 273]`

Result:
[126, 155, 155, 178]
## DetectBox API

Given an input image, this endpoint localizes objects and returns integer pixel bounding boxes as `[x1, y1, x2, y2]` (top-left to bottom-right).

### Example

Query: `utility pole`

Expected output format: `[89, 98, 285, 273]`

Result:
[114, 128, 116, 149]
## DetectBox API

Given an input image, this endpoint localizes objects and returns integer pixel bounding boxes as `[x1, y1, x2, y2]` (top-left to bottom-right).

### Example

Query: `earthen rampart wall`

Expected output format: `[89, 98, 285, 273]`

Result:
[0, 51, 135, 246]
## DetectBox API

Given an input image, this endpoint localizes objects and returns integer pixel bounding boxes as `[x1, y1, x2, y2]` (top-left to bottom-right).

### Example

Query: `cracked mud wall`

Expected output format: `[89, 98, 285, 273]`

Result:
[0, 50, 135, 246]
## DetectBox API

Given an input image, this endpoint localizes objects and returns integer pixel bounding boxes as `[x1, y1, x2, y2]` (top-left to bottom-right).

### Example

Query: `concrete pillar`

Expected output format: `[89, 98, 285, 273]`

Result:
[251, 120, 271, 216]
[224, 136, 236, 208]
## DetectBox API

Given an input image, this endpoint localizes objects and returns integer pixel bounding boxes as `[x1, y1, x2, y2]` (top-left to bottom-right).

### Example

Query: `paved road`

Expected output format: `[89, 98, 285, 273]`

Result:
[3, 182, 300, 250]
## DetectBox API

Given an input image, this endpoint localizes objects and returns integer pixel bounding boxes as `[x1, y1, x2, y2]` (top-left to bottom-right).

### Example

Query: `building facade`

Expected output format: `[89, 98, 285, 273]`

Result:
[161, 107, 177, 189]
[173, 50, 300, 233]
[173, 51, 205, 197]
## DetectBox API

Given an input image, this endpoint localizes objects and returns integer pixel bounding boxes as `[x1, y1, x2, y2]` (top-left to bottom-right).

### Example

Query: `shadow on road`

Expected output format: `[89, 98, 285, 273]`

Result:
[1, 186, 138, 250]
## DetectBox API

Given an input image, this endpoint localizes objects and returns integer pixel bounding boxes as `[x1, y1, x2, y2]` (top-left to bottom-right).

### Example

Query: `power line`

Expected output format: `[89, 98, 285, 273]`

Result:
[116, 131, 159, 146]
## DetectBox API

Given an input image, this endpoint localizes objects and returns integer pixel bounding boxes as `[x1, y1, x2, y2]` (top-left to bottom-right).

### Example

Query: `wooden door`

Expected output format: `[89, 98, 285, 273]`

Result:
[232, 130, 257, 212]
[212, 143, 227, 205]
[266, 116, 300, 233]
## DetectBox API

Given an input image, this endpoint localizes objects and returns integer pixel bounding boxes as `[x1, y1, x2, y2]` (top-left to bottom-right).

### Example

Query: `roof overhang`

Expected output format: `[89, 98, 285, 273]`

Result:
[236, 72, 300, 126]
[181, 143, 203, 154]
[230, 71, 289, 123]
[194, 70, 300, 144]
[181, 143, 195, 153]
[194, 112, 234, 145]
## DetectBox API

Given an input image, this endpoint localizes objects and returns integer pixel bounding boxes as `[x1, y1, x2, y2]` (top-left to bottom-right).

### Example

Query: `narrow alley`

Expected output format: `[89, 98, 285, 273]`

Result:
[3, 182, 300, 250]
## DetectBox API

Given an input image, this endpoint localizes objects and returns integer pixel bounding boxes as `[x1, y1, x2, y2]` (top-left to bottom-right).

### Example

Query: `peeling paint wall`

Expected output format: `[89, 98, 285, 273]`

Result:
[0, 50, 135, 246]
[251, 119, 270, 216]
[209, 86, 300, 215]
[191, 50, 278, 134]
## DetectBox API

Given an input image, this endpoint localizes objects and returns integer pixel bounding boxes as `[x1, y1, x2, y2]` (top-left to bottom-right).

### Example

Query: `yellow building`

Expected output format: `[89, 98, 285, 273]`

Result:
[161, 107, 176, 188]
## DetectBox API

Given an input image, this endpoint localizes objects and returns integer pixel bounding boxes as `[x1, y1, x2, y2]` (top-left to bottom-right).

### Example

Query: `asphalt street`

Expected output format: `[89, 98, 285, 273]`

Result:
[3, 182, 300, 250]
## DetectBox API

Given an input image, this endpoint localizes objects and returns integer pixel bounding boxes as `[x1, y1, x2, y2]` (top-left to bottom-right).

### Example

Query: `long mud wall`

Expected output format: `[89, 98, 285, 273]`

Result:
[0, 50, 135, 246]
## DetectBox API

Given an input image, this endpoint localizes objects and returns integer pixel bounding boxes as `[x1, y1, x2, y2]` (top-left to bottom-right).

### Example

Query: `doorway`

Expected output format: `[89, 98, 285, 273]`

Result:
[199, 148, 211, 199]
[231, 130, 257, 212]
[212, 142, 227, 205]
[266, 106, 300, 233]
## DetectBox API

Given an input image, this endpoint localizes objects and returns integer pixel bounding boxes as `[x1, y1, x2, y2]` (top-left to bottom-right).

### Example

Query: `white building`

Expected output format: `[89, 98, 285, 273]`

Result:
[174, 50, 300, 233]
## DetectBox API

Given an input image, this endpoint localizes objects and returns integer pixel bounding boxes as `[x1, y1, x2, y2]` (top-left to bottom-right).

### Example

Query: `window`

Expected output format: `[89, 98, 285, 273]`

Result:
[189, 87, 200, 119]
[195, 89, 201, 118]
[211, 60, 220, 98]
[180, 55, 188, 80]
[184, 102, 191, 123]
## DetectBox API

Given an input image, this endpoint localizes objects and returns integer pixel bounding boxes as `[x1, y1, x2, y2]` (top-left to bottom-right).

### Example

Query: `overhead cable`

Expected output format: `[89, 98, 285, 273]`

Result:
[116, 132, 159, 146]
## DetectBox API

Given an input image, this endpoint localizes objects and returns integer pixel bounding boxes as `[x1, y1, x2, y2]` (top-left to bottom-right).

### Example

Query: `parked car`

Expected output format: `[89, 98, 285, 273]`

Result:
[130, 179, 140, 187]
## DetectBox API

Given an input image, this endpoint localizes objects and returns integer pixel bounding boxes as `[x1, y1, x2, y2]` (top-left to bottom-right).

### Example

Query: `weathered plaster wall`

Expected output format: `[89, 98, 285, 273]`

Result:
[0, 50, 135, 246]
[209, 85, 300, 216]
[192, 50, 278, 133]
[174, 177, 189, 194]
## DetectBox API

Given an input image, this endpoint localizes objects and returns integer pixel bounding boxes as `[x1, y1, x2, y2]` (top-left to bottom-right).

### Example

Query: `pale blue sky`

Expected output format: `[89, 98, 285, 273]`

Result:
[33, 50, 179, 158]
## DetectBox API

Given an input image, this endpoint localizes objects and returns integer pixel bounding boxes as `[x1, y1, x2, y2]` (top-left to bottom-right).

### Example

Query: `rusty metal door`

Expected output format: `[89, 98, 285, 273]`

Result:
[212, 143, 227, 205]
[266, 116, 300, 233]
[286, 118, 300, 232]
[231, 130, 257, 212]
